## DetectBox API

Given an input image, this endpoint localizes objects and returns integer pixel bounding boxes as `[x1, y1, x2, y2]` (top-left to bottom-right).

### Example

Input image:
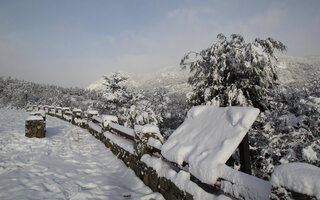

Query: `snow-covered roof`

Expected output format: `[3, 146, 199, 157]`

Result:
[161, 106, 259, 185]
[271, 162, 320, 198]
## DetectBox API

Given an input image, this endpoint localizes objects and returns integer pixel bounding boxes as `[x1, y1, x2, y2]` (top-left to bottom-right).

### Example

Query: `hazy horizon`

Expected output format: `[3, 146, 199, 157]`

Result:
[1, 0, 320, 88]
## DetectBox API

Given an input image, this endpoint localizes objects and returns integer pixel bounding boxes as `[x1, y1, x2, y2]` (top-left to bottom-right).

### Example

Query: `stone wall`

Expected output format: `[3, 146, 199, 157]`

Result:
[45, 108, 193, 199]
[28, 105, 320, 200]
[93, 131, 193, 200]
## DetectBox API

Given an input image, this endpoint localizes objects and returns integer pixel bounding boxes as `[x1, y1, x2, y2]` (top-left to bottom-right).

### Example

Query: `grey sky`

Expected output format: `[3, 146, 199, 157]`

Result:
[0, 0, 319, 88]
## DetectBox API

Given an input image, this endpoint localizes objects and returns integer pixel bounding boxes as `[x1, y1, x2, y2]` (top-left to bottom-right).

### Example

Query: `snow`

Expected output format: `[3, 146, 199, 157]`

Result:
[302, 145, 318, 163]
[72, 108, 82, 112]
[278, 113, 304, 127]
[87, 110, 98, 115]
[30, 110, 46, 118]
[87, 77, 107, 91]
[63, 115, 72, 121]
[109, 122, 135, 137]
[141, 155, 230, 200]
[87, 66, 191, 95]
[0, 109, 164, 200]
[101, 115, 118, 127]
[92, 115, 102, 123]
[88, 121, 102, 133]
[271, 162, 320, 198]
[65, 111, 72, 115]
[309, 96, 320, 104]
[161, 106, 259, 185]
[62, 107, 70, 111]
[141, 124, 163, 142]
[26, 115, 44, 121]
[147, 137, 162, 149]
[215, 164, 271, 200]
[74, 118, 86, 125]
[103, 132, 134, 154]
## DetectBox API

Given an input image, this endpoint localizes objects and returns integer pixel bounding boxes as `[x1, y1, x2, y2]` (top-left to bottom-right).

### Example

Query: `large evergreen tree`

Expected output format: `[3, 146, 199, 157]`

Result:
[181, 33, 286, 111]
[99, 72, 133, 122]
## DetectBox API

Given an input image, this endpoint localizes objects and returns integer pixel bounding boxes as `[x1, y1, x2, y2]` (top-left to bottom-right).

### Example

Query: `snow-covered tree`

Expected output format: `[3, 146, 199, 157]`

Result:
[181, 33, 286, 111]
[98, 72, 133, 123]
[124, 89, 162, 129]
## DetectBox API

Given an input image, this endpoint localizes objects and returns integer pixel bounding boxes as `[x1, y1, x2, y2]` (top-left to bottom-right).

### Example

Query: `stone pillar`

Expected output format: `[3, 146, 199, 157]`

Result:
[87, 110, 98, 122]
[134, 125, 163, 158]
[72, 111, 76, 124]
[25, 116, 45, 138]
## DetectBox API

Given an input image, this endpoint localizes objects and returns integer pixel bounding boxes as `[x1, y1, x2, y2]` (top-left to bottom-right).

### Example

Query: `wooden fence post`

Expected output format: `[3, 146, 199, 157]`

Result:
[239, 133, 252, 175]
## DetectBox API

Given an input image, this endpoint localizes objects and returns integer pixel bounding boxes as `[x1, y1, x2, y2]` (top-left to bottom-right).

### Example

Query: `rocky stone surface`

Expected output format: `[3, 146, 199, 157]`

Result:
[25, 117, 45, 138]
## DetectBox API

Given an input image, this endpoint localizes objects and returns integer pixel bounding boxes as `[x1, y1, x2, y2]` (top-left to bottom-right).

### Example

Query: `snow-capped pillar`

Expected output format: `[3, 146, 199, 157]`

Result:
[56, 107, 62, 118]
[101, 115, 119, 132]
[43, 105, 48, 113]
[87, 110, 98, 122]
[26, 105, 33, 112]
[72, 109, 82, 125]
[134, 125, 163, 158]
[48, 106, 55, 115]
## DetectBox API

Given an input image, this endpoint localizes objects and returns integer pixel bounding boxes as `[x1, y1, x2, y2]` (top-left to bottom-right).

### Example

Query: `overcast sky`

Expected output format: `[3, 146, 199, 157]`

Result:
[1, 0, 320, 88]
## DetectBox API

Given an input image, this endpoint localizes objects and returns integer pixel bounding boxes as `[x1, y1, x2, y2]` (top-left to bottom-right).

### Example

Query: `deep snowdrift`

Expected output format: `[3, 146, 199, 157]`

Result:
[161, 106, 260, 183]
[0, 109, 163, 200]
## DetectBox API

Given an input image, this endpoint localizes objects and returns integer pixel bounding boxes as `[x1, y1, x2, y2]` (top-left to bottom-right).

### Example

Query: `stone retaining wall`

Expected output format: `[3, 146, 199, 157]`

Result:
[94, 131, 193, 200]
[47, 111, 193, 199]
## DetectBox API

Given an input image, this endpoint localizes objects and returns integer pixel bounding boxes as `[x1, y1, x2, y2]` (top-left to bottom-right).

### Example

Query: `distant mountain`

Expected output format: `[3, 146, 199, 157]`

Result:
[87, 77, 107, 91]
[87, 66, 191, 94]
[87, 55, 320, 94]
[277, 55, 320, 87]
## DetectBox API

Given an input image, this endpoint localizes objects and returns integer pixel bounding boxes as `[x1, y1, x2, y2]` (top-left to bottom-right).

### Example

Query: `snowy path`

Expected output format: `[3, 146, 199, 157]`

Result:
[0, 109, 164, 200]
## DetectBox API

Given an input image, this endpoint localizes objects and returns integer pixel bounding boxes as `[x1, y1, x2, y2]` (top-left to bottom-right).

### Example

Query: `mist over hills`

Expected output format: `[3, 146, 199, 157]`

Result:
[87, 55, 320, 95]
[277, 55, 320, 87]
[87, 66, 191, 94]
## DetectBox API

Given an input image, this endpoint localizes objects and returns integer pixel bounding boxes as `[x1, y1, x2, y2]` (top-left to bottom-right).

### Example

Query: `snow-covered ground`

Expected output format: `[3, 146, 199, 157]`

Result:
[0, 109, 164, 200]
